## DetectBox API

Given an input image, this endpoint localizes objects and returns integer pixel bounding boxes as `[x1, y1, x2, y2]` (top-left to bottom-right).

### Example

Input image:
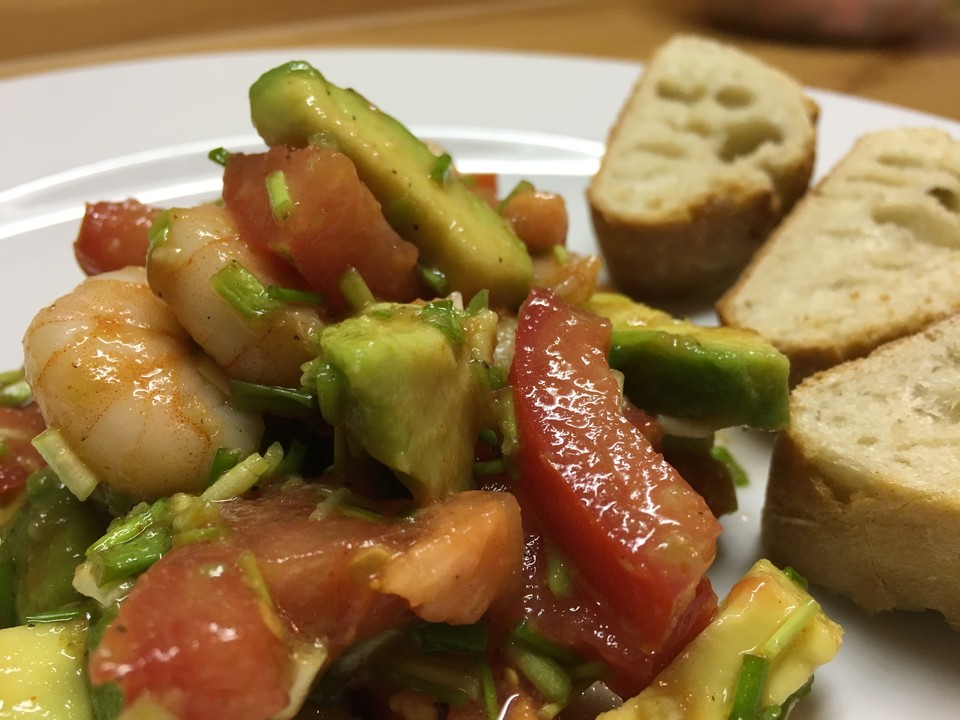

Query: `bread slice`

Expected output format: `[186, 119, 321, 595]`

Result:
[718, 127, 960, 385]
[588, 34, 818, 300]
[762, 314, 960, 630]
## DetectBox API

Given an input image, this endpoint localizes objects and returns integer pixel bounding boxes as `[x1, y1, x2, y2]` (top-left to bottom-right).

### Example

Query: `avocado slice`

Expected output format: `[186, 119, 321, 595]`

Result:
[583, 293, 789, 430]
[307, 300, 498, 502]
[249, 61, 534, 309]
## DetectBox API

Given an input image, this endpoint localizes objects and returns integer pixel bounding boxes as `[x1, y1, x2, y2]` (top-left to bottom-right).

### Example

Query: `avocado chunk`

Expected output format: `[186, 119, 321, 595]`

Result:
[583, 292, 789, 430]
[307, 300, 498, 502]
[249, 61, 534, 309]
[0, 619, 94, 719]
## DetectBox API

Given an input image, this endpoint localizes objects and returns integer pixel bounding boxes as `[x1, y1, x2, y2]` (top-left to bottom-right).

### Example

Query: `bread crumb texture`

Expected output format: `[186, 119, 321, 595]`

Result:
[719, 127, 960, 384]
[588, 34, 818, 299]
[762, 314, 960, 629]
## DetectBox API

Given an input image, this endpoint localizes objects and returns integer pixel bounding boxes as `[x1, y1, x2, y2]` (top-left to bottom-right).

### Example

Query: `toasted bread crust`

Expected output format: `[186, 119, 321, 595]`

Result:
[589, 34, 818, 301]
[761, 317, 960, 630]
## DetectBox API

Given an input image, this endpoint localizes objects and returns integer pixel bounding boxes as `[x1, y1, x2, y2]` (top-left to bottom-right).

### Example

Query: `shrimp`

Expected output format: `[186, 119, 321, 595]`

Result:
[147, 204, 327, 388]
[22, 266, 264, 501]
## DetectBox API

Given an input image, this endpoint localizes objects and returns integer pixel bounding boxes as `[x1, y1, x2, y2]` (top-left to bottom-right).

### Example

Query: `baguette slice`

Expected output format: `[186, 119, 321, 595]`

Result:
[588, 34, 818, 300]
[762, 314, 960, 630]
[718, 127, 960, 385]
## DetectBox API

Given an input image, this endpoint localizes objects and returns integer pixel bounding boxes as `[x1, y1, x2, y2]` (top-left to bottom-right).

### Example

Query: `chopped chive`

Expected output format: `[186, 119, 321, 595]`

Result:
[31, 427, 100, 501]
[484, 365, 507, 391]
[711, 445, 750, 487]
[311, 361, 344, 422]
[545, 547, 573, 598]
[504, 640, 572, 706]
[420, 265, 449, 296]
[265, 285, 326, 306]
[24, 606, 91, 624]
[466, 289, 489, 315]
[202, 442, 284, 502]
[310, 487, 351, 521]
[567, 660, 606, 683]
[0, 369, 25, 385]
[208, 147, 231, 166]
[761, 598, 820, 658]
[211, 262, 281, 319]
[278, 439, 307, 477]
[236, 550, 273, 608]
[474, 459, 506, 477]
[477, 429, 498, 446]
[91, 526, 171, 585]
[338, 503, 384, 523]
[265, 169, 294, 221]
[479, 655, 499, 720]
[207, 447, 242, 487]
[495, 391, 519, 459]
[726, 653, 769, 720]
[229, 379, 315, 417]
[498, 179, 535, 213]
[386, 669, 472, 707]
[429, 152, 454, 184]
[87, 499, 168, 556]
[510, 621, 581, 666]
[147, 209, 172, 252]
[781, 566, 808, 590]
[551, 245, 570, 265]
[414, 622, 489, 655]
[0, 379, 32, 406]
[418, 299, 464, 345]
[339, 267, 375, 313]
[384, 656, 480, 708]
[172, 526, 230, 547]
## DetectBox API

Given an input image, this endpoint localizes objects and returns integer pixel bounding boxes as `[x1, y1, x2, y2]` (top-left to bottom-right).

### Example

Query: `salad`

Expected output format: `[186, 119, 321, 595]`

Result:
[0, 60, 840, 720]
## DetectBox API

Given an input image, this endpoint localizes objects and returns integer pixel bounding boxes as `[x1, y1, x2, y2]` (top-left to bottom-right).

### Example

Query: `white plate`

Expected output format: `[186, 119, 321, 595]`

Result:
[2, 48, 959, 719]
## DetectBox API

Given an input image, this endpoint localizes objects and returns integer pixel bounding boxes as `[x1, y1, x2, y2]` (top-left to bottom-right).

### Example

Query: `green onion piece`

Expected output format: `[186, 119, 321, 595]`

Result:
[339, 267, 375, 313]
[310, 361, 344, 421]
[420, 265, 449, 296]
[711, 445, 750, 487]
[384, 657, 480, 708]
[495, 390, 520, 458]
[567, 660, 607, 683]
[211, 262, 281, 320]
[309, 487, 351, 521]
[510, 621, 581, 666]
[147, 209, 172, 252]
[337, 503, 384, 523]
[429, 153, 454, 184]
[386, 669, 473, 708]
[726, 653, 769, 720]
[208, 147, 231, 166]
[229, 379, 315, 417]
[473, 459, 506, 477]
[0, 379, 32, 406]
[761, 598, 820, 658]
[91, 526, 171, 585]
[24, 605, 91, 624]
[278, 439, 308, 477]
[418, 299, 465, 346]
[172, 526, 230, 547]
[31, 427, 99, 500]
[237, 549, 273, 608]
[545, 547, 573, 598]
[498, 179, 535, 213]
[415, 622, 489, 655]
[265, 285, 326, 306]
[0, 368, 25, 385]
[477, 429, 499, 446]
[781, 566, 809, 590]
[485, 365, 507, 391]
[552, 245, 570, 265]
[87, 499, 167, 556]
[207, 447, 242, 487]
[202, 442, 284, 502]
[466, 289, 490, 315]
[479, 655, 499, 720]
[265, 169, 294, 221]
[504, 640, 573, 706]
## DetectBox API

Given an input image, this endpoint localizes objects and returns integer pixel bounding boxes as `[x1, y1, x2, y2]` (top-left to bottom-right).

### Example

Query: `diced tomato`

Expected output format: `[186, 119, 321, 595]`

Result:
[223, 146, 426, 315]
[0, 403, 46, 500]
[509, 289, 720, 651]
[462, 172, 499, 207]
[89, 541, 291, 720]
[74, 199, 159, 275]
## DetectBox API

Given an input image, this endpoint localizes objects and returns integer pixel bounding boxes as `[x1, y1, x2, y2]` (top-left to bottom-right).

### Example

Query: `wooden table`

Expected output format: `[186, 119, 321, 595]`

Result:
[2, 0, 959, 119]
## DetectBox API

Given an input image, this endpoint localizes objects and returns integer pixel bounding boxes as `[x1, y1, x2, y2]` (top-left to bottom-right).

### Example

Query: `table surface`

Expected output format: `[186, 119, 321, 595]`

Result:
[2, 0, 959, 120]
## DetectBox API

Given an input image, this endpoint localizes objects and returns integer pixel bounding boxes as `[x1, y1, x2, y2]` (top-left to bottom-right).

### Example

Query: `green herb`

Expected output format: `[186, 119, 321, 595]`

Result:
[211, 262, 282, 319]
[711, 445, 750, 487]
[414, 622, 489, 655]
[466, 289, 490, 315]
[87, 499, 168, 556]
[265, 169, 294, 220]
[229, 379, 316, 417]
[147, 209, 172, 251]
[781, 566, 808, 590]
[208, 147, 231, 166]
[479, 655, 499, 720]
[91, 525, 171, 585]
[31, 427, 100, 500]
[0, 369, 31, 407]
[498, 179, 535, 213]
[552, 245, 570, 265]
[23, 604, 91, 624]
[727, 653, 769, 720]
[418, 299, 464, 345]
[473, 459, 506, 477]
[202, 442, 284, 502]
[504, 639, 572, 706]
[339, 267, 375, 313]
[510, 621, 581, 666]
[207, 447, 242, 487]
[477, 429, 498, 446]
[265, 285, 326, 306]
[419, 265, 449, 296]
[277, 439, 308, 477]
[429, 152, 454, 184]
[761, 598, 819, 658]
[172, 526, 230, 547]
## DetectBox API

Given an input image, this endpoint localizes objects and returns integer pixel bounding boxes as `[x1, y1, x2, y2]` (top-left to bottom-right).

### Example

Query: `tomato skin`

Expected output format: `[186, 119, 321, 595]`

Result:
[74, 199, 158, 275]
[509, 288, 720, 650]
[223, 146, 426, 314]
[89, 541, 290, 720]
[0, 404, 46, 500]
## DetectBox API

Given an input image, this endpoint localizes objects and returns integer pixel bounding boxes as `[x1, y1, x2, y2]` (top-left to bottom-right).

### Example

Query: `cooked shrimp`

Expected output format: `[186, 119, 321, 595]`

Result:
[22, 266, 264, 501]
[147, 204, 327, 388]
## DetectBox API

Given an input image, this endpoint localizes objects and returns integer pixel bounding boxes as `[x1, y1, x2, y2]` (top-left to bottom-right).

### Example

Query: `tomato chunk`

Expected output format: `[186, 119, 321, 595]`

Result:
[223, 146, 426, 314]
[509, 289, 720, 650]
[74, 199, 158, 275]
[0, 404, 46, 500]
